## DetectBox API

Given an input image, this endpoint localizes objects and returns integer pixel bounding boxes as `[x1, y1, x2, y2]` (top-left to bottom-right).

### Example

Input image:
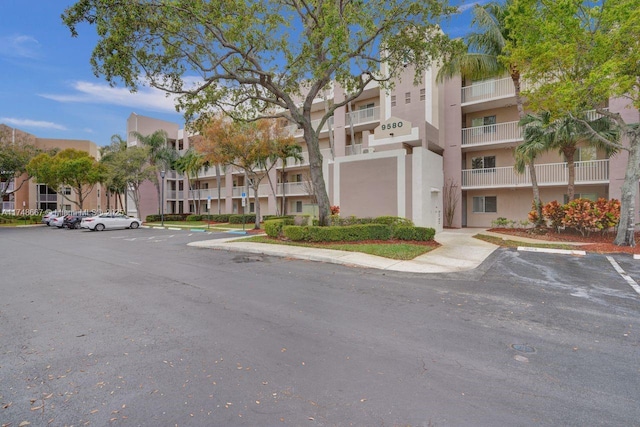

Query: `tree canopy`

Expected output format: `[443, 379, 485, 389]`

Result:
[0, 125, 41, 204]
[63, 0, 459, 225]
[27, 148, 104, 210]
[505, 0, 640, 245]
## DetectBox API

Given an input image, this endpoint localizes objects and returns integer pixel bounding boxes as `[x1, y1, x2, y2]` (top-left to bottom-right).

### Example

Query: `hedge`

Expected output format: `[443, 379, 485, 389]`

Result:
[393, 225, 435, 241]
[282, 225, 310, 241]
[283, 224, 391, 242]
[203, 214, 231, 222]
[186, 214, 202, 221]
[229, 214, 256, 224]
[145, 213, 190, 222]
[264, 218, 295, 238]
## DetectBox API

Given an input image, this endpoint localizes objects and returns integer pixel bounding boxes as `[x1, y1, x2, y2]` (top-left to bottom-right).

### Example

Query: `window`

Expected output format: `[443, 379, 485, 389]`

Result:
[391, 95, 396, 107]
[63, 187, 72, 195]
[178, 181, 184, 191]
[420, 88, 426, 101]
[471, 156, 496, 170]
[295, 201, 303, 213]
[473, 196, 497, 213]
[249, 202, 255, 213]
[471, 115, 497, 133]
[203, 182, 209, 189]
[576, 147, 597, 162]
[63, 204, 72, 211]
[293, 173, 302, 183]
[405, 92, 411, 104]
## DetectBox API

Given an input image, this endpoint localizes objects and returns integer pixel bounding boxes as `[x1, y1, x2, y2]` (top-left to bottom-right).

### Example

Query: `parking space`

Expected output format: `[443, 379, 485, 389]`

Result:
[488, 249, 640, 310]
[34, 223, 232, 247]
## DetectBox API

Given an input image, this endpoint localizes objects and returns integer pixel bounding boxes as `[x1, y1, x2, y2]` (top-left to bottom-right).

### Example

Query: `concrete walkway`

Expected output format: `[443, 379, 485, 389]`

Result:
[188, 228, 500, 273]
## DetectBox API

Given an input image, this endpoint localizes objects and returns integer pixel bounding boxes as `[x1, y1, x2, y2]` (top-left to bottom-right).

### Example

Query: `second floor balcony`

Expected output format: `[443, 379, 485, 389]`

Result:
[461, 159, 609, 190]
[462, 121, 522, 149]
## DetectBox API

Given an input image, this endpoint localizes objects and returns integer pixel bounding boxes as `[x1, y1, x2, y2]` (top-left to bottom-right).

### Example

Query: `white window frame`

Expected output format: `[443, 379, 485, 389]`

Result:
[472, 196, 497, 213]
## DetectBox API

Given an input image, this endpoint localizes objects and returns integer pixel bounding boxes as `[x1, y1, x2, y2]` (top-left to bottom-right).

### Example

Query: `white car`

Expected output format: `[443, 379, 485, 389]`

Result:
[42, 211, 61, 225]
[50, 215, 67, 228]
[81, 213, 141, 231]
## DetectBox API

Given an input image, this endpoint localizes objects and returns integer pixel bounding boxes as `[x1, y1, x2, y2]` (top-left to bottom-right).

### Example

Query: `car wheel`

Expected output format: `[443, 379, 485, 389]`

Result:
[95, 223, 105, 231]
[130, 221, 139, 229]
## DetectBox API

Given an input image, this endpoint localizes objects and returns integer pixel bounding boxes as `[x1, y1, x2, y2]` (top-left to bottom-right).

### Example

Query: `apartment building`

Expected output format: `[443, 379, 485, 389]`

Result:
[126, 62, 445, 230]
[442, 76, 639, 228]
[127, 70, 640, 229]
[0, 124, 105, 214]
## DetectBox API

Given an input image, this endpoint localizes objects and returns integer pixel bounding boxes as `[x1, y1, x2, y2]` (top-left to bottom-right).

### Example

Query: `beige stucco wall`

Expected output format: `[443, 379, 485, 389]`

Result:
[465, 184, 609, 227]
[338, 156, 398, 218]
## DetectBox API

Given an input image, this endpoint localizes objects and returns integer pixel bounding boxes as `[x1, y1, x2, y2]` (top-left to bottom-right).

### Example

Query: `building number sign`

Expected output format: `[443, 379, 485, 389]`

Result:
[381, 121, 403, 131]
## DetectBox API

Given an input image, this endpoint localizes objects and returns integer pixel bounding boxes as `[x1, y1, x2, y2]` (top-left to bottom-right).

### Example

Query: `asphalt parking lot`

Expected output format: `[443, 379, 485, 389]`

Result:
[1, 226, 639, 426]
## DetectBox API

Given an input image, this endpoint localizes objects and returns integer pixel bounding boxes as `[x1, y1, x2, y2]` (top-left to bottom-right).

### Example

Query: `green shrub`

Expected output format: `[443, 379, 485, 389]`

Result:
[264, 218, 295, 238]
[287, 224, 392, 242]
[393, 226, 417, 241]
[373, 216, 414, 227]
[229, 214, 256, 224]
[186, 214, 202, 221]
[146, 214, 161, 222]
[413, 226, 436, 241]
[263, 215, 294, 221]
[283, 225, 310, 241]
[202, 214, 230, 222]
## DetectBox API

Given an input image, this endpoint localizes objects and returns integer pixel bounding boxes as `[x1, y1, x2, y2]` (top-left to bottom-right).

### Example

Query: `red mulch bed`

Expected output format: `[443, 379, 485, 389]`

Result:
[487, 228, 640, 255]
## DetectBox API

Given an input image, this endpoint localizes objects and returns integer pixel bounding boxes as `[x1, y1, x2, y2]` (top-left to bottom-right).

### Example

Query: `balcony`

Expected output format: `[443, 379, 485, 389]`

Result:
[345, 144, 362, 156]
[462, 121, 522, 149]
[345, 106, 380, 128]
[461, 159, 609, 190]
[188, 188, 227, 200]
[2, 201, 15, 212]
[166, 190, 184, 199]
[285, 117, 334, 137]
[2, 180, 15, 193]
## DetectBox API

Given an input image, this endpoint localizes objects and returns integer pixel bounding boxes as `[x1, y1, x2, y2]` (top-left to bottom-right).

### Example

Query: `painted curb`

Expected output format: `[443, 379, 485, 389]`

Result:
[517, 246, 586, 256]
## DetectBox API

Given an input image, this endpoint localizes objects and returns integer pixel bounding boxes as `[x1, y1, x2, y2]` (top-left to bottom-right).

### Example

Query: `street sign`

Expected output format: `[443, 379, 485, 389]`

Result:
[241, 192, 246, 198]
[207, 195, 211, 209]
[241, 198, 246, 207]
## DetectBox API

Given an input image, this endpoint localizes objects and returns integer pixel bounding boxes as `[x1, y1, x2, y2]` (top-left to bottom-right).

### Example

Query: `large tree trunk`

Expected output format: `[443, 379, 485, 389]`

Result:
[303, 128, 330, 226]
[614, 138, 640, 246]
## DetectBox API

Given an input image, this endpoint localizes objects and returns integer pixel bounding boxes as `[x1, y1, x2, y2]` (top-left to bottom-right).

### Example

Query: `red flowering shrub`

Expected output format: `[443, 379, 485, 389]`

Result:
[542, 200, 565, 232]
[330, 205, 340, 215]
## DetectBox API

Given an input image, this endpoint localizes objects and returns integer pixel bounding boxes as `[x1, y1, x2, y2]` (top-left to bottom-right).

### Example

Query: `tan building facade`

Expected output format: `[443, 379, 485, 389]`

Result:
[0, 124, 104, 214]
[127, 71, 639, 229]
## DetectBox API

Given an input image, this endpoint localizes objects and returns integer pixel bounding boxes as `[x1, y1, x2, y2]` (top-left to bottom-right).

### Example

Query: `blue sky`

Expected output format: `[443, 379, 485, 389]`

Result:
[0, 0, 481, 147]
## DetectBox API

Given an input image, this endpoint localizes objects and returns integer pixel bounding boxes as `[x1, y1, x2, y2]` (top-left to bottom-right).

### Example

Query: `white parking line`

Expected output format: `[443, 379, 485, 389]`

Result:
[606, 256, 640, 296]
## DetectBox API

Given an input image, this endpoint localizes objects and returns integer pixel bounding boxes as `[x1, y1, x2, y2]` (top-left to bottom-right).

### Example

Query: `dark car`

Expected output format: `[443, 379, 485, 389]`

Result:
[64, 212, 93, 229]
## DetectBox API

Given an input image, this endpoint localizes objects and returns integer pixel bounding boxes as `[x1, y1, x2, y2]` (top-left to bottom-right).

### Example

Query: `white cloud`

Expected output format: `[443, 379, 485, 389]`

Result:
[0, 117, 67, 131]
[39, 81, 181, 114]
[0, 34, 40, 59]
[457, 1, 488, 13]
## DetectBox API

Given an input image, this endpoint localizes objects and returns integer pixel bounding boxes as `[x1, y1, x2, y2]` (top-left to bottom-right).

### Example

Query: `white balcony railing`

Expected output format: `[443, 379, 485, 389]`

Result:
[2, 201, 15, 212]
[462, 121, 522, 147]
[188, 188, 227, 200]
[345, 144, 362, 156]
[461, 77, 521, 104]
[166, 190, 184, 199]
[346, 106, 380, 127]
[285, 117, 334, 137]
[2, 180, 15, 193]
[461, 159, 609, 189]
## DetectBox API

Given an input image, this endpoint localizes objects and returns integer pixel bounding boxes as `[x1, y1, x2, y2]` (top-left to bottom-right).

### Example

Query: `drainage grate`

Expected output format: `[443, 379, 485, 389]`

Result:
[511, 344, 536, 354]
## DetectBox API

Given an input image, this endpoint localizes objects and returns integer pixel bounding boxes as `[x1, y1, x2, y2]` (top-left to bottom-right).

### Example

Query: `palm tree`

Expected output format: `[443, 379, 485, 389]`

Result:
[129, 129, 177, 214]
[437, 0, 543, 221]
[100, 134, 129, 211]
[173, 148, 208, 214]
[519, 111, 618, 201]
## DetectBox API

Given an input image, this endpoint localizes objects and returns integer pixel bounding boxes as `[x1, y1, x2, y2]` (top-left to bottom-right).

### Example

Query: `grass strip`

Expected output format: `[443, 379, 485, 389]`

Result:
[239, 236, 438, 260]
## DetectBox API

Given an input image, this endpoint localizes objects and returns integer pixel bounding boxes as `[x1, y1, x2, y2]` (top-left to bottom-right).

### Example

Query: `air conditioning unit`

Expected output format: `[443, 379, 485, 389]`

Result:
[362, 147, 375, 154]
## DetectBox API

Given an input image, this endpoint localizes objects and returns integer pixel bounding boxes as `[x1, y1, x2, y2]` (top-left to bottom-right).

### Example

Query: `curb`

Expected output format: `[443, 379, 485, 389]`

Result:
[517, 246, 586, 256]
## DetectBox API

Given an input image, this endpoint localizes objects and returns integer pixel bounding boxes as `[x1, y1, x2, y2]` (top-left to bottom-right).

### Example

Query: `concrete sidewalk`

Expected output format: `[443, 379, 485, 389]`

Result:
[188, 228, 500, 273]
